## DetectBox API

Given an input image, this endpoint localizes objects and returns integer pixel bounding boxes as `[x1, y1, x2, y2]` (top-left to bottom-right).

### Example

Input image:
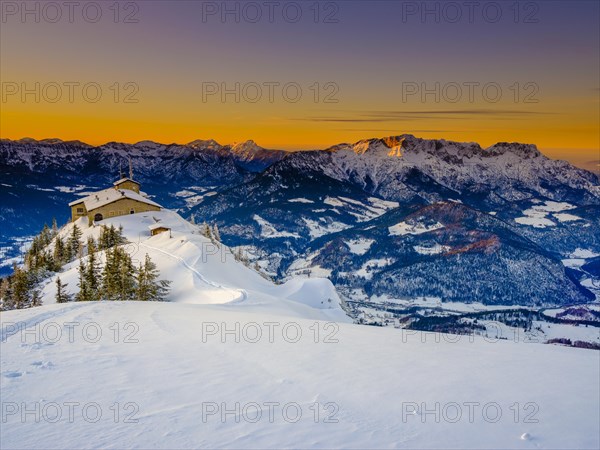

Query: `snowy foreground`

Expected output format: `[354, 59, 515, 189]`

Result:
[1, 211, 599, 449]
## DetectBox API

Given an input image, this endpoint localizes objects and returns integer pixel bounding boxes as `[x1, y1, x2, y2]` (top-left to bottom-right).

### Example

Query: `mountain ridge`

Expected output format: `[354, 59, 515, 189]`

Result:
[0, 134, 582, 161]
[2, 134, 599, 306]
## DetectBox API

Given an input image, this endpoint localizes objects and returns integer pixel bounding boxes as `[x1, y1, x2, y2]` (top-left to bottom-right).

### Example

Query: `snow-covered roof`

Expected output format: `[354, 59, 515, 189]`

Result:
[113, 177, 140, 186]
[69, 188, 161, 211]
[148, 223, 170, 231]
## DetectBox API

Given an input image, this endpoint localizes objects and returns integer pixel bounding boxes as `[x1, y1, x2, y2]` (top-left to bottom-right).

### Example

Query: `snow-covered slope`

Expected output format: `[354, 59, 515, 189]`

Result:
[1, 300, 598, 449]
[229, 139, 287, 171]
[37, 210, 348, 322]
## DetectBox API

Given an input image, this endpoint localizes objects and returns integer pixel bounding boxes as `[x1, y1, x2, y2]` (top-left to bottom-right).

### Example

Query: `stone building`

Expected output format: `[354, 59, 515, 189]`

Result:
[69, 177, 161, 225]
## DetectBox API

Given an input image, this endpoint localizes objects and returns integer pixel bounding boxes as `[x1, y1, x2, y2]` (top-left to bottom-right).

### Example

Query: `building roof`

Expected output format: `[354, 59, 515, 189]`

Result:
[69, 188, 162, 211]
[148, 223, 171, 231]
[113, 177, 140, 186]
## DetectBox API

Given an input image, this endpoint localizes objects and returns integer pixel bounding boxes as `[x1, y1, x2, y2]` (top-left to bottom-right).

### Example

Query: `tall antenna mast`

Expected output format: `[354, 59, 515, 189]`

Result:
[128, 156, 133, 179]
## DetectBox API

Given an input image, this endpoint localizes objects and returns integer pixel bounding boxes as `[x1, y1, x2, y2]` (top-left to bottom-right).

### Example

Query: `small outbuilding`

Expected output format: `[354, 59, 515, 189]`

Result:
[149, 223, 171, 237]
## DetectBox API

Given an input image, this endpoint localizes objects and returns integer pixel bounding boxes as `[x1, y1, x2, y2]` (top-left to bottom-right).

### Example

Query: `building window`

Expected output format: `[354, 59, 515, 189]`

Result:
[130, 209, 135, 214]
[77, 208, 84, 213]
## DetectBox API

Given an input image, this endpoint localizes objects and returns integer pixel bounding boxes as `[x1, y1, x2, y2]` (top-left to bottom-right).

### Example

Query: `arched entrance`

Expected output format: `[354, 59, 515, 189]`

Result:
[94, 213, 103, 222]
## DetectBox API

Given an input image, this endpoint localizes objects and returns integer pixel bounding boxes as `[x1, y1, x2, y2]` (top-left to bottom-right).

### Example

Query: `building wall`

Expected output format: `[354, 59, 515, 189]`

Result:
[86, 198, 160, 225]
[71, 203, 87, 222]
[151, 227, 170, 236]
[115, 181, 140, 193]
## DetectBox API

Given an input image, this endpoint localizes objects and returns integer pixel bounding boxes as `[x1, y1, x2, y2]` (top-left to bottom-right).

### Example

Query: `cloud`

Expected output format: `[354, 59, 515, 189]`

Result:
[296, 109, 555, 123]
[294, 118, 397, 123]
[336, 129, 458, 133]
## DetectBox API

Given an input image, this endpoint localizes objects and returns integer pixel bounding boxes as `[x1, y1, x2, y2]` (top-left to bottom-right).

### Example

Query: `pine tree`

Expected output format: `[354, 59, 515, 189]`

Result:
[66, 223, 82, 261]
[99, 224, 125, 250]
[77, 241, 84, 259]
[117, 248, 137, 300]
[34, 251, 56, 277]
[235, 247, 243, 261]
[30, 289, 42, 307]
[75, 258, 91, 301]
[101, 246, 118, 300]
[51, 217, 58, 235]
[86, 237, 101, 300]
[212, 224, 221, 242]
[99, 225, 108, 250]
[202, 222, 211, 239]
[55, 277, 72, 303]
[11, 265, 32, 309]
[53, 236, 66, 267]
[136, 254, 170, 301]
[0, 277, 14, 311]
[135, 262, 148, 301]
[40, 224, 52, 247]
[102, 246, 136, 301]
[23, 244, 35, 271]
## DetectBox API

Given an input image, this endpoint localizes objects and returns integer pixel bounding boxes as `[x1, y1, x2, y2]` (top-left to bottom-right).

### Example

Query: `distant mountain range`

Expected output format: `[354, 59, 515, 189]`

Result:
[2, 135, 599, 306]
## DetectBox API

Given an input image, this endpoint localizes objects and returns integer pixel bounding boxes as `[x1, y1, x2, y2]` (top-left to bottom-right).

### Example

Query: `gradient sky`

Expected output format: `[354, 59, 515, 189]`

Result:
[1, 0, 598, 170]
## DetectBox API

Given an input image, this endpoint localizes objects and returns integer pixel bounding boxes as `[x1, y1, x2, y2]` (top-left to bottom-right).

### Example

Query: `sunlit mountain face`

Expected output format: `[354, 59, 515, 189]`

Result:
[1, 2, 599, 449]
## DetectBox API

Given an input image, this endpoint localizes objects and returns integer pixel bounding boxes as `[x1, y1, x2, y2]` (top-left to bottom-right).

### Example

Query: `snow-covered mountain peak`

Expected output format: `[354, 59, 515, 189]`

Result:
[486, 142, 542, 159]
[14, 137, 41, 144]
[324, 137, 404, 157]
[231, 139, 263, 154]
[133, 140, 168, 150]
[337, 134, 548, 165]
[7, 137, 93, 148]
[38, 138, 64, 144]
[186, 139, 223, 151]
[329, 135, 486, 160]
[227, 140, 288, 171]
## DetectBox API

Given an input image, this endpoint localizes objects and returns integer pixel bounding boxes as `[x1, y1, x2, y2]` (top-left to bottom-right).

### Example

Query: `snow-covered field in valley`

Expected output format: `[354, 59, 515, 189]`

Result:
[1, 211, 599, 449]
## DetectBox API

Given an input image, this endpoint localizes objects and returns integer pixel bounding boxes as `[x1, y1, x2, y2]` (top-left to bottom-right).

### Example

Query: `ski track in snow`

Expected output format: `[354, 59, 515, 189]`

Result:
[138, 242, 247, 303]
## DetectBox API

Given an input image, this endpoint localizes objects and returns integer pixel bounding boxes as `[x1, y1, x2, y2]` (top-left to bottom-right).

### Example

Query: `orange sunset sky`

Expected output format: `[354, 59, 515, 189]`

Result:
[1, 1, 598, 171]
